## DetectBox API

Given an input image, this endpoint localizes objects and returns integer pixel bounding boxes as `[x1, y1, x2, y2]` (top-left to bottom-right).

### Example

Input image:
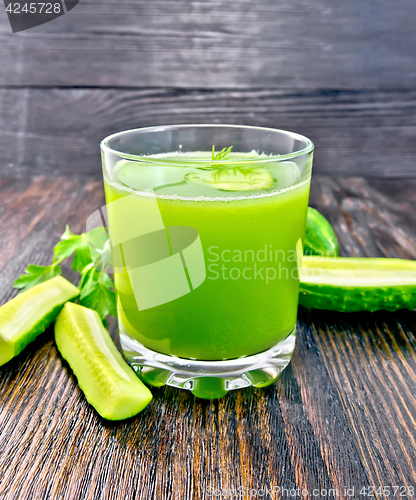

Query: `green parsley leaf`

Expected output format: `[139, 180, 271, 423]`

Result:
[54, 225, 92, 272]
[13, 225, 116, 321]
[72, 241, 92, 273]
[79, 275, 117, 319]
[79, 262, 98, 289]
[87, 227, 109, 262]
[13, 264, 62, 292]
[53, 226, 82, 262]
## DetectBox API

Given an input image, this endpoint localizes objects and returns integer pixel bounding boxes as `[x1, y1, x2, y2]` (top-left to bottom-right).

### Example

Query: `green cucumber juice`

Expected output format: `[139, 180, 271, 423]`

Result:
[104, 152, 311, 360]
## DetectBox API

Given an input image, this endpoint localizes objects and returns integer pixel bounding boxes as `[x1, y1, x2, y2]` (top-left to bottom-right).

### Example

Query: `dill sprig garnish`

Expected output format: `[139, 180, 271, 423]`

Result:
[200, 145, 256, 180]
[212, 145, 233, 162]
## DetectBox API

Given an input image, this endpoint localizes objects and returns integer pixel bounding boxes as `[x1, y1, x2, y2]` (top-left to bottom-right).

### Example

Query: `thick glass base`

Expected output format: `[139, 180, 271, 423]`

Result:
[120, 328, 296, 399]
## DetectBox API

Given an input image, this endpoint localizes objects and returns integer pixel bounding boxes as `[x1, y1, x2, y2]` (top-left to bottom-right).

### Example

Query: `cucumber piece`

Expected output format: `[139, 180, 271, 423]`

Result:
[55, 302, 152, 420]
[304, 207, 339, 256]
[186, 167, 273, 191]
[0, 276, 79, 366]
[300, 256, 416, 312]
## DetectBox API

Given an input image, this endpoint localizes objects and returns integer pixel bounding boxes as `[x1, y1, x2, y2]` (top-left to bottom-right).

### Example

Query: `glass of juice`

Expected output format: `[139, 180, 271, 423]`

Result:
[100, 125, 314, 399]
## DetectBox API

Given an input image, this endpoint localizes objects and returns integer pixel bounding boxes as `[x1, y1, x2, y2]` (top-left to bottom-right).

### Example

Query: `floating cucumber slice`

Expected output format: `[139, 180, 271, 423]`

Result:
[55, 302, 152, 420]
[300, 256, 416, 312]
[0, 276, 79, 366]
[304, 207, 339, 256]
[186, 167, 273, 191]
[114, 160, 189, 191]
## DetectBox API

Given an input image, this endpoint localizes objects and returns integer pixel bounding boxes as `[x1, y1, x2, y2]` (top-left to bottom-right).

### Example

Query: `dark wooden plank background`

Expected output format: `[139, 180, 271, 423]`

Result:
[0, 176, 416, 500]
[0, 0, 415, 177]
[1, 0, 416, 89]
[1, 88, 416, 178]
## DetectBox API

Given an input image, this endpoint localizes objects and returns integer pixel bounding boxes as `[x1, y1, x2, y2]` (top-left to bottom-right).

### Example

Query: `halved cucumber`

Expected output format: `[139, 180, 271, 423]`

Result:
[304, 207, 339, 256]
[300, 256, 416, 312]
[0, 276, 79, 366]
[55, 302, 152, 420]
[186, 167, 273, 191]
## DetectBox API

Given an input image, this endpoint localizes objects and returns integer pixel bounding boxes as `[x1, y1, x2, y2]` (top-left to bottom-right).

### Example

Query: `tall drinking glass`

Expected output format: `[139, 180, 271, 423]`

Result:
[100, 125, 314, 398]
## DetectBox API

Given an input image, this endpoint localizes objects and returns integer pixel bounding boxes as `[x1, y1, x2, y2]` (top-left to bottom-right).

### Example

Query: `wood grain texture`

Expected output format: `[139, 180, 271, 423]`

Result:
[0, 176, 416, 499]
[0, 88, 415, 178]
[0, 0, 415, 88]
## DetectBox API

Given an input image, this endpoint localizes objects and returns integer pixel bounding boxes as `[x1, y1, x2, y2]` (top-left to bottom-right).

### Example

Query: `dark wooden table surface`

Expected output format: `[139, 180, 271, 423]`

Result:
[0, 175, 415, 500]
